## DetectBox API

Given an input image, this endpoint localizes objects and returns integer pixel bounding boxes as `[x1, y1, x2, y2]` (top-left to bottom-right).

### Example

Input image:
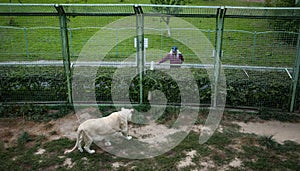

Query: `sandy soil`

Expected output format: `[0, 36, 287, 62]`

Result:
[233, 121, 300, 144]
[177, 150, 197, 169]
[0, 114, 79, 148]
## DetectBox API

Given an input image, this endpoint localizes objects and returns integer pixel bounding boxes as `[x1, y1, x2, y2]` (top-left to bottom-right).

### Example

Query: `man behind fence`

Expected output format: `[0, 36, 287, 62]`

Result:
[157, 46, 184, 68]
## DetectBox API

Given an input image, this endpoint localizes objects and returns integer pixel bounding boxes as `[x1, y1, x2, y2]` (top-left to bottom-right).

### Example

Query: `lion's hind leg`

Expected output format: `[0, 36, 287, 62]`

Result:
[64, 129, 83, 154]
[77, 130, 84, 152]
[83, 132, 95, 154]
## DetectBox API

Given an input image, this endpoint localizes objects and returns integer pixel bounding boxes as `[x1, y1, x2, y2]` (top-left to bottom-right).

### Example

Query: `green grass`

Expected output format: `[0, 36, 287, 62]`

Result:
[1, 0, 296, 66]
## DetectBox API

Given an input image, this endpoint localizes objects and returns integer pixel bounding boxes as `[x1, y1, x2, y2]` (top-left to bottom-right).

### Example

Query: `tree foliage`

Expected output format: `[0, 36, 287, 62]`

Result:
[150, 0, 191, 36]
[150, 0, 190, 5]
[150, 0, 192, 14]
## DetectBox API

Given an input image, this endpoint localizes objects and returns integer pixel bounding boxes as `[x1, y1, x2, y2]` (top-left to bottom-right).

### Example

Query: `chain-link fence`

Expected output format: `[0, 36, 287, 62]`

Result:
[0, 4, 299, 111]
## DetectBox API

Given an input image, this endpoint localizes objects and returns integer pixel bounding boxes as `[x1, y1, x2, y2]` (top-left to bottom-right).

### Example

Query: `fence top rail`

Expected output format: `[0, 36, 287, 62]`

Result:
[0, 3, 299, 18]
[225, 6, 300, 10]
[225, 6, 300, 19]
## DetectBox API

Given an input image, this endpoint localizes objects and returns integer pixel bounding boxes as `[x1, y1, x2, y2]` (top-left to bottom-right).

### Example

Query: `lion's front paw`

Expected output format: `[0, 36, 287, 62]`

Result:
[88, 150, 95, 154]
[84, 147, 95, 154]
[126, 136, 132, 140]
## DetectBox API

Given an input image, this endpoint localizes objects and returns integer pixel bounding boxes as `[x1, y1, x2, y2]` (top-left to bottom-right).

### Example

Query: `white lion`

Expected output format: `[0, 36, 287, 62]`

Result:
[64, 108, 134, 154]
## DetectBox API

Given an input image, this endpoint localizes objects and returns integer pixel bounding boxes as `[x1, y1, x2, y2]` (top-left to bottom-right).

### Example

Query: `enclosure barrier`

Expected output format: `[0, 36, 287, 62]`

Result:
[0, 3, 299, 112]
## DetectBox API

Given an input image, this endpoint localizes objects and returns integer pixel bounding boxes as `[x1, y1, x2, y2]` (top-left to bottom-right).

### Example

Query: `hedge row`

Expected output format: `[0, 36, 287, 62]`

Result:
[0, 66, 292, 109]
[0, 66, 68, 102]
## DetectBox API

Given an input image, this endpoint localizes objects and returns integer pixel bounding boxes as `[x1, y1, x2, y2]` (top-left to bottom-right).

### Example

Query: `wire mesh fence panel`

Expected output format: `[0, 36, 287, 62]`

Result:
[0, 26, 26, 60]
[70, 15, 137, 105]
[255, 31, 297, 67]
[0, 4, 299, 111]
[222, 30, 257, 66]
[26, 26, 61, 60]
[142, 16, 215, 64]
[67, 16, 125, 60]
[222, 8, 299, 109]
[68, 27, 103, 60]
[0, 16, 61, 60]
[0, 6, 68, 104]
[222, 30, 297, 67]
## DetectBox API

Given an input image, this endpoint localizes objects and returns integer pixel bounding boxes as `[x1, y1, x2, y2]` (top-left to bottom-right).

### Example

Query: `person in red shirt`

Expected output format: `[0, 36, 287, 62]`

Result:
[157, 46, 184, 68]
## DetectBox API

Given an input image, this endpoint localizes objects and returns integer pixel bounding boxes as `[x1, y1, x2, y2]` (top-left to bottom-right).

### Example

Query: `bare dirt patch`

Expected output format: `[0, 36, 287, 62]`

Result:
[229, 157, 242, 168]
[234, 121, 300, 144]
[129, 121, 188, 146]
[177, 150, 197, 169]
[0, 113, 79, 148]
[0, 108, 102, 148]
[34, 148, 46, 155]
[63, 158, 75, 169]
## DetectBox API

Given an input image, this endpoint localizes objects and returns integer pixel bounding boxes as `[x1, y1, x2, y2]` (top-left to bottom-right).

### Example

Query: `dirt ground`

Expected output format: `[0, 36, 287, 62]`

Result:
[0, 110, 299, 170]
[233, 121, 300, 144]
[1, 111, 299, 149]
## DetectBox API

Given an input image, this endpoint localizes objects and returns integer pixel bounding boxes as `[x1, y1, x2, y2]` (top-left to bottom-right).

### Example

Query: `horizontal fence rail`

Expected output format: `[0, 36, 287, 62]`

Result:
[0, 3, 299, 112]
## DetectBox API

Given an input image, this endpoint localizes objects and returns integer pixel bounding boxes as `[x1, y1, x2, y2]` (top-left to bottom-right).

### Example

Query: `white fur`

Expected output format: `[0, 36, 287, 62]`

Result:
[64, 108, 134, 154]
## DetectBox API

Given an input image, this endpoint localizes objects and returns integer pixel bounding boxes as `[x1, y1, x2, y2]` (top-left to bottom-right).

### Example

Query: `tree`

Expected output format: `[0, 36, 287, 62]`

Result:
[150, 0, 190, 36]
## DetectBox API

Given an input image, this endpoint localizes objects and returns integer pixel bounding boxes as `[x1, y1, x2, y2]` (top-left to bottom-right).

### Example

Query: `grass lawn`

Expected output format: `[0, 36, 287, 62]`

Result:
[0, 0, 297, 67]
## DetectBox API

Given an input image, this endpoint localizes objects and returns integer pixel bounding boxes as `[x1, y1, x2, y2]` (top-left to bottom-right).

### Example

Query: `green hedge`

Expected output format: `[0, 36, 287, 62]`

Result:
[225, 69, 291, 109]
[0, 66, 68, 102]
[0, 66, 292, 110]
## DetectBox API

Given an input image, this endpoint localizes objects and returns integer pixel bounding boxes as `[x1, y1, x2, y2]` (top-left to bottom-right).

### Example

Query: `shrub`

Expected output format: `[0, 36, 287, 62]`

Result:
[0, 66, 291, 110]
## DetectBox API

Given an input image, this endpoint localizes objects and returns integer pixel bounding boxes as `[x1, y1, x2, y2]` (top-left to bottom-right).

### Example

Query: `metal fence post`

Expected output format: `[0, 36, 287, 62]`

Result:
[69, 28, 73, 57]
[134, 5, 144, 104]
[55, 4, 73, 104]
[116, 28, 119, 57]
[290, 27, 300, 112]
[213, 7, 226, 108]
[207, 29, 211, 58]
[252, 31, 256, 63]
[23, 27, 29, 58]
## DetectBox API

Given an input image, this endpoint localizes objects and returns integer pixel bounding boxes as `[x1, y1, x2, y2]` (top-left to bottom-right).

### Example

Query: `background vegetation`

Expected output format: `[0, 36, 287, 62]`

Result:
[0, 0, 299, 109]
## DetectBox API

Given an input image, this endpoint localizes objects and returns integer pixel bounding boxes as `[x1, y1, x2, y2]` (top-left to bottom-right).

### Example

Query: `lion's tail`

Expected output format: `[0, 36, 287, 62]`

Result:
[64, 129, 83, 154]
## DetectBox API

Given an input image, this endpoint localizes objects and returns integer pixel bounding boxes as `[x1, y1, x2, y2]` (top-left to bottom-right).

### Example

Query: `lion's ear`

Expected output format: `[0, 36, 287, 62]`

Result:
[131, 109, 134, 113]
[121, 107, 125, 111]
